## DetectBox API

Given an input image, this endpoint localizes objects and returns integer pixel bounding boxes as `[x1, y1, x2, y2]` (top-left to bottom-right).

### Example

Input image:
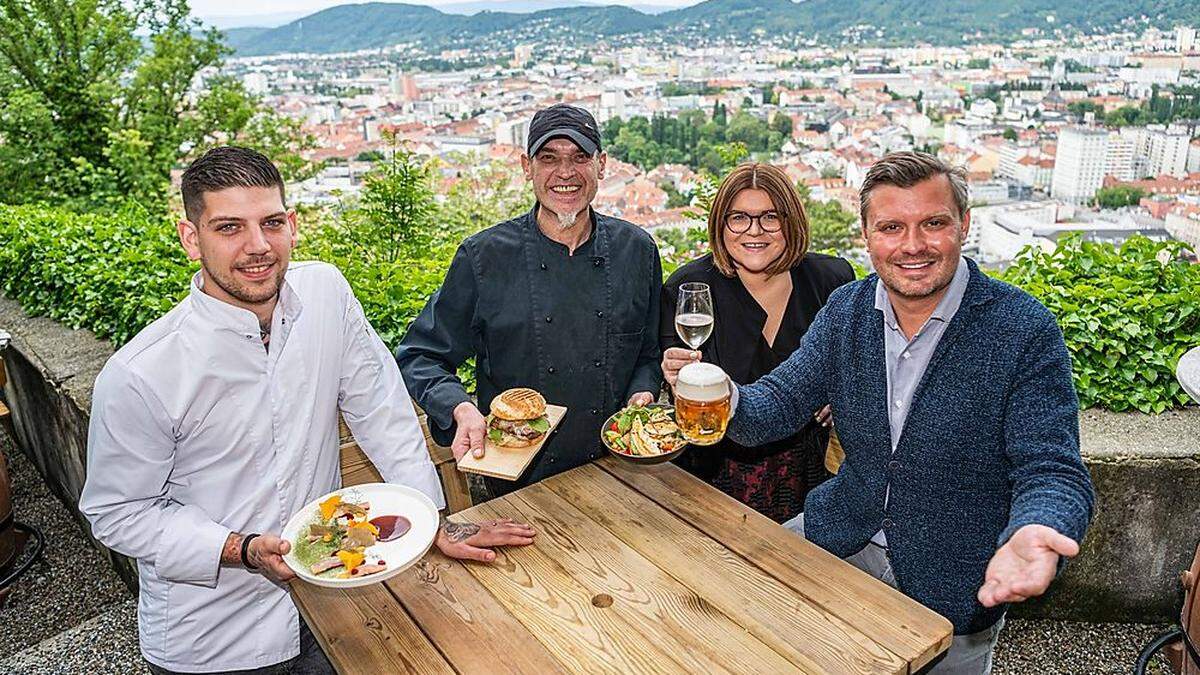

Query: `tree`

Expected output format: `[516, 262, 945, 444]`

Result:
[660, 181, 691, 209]
[1093, 186, 1146, 210]
[712, 101, 728, 126]
[1002, 128, 1018, 141]
[438, 155, 533, 244]
[770, 113, 794, 138]
[796, 184, 858, 254]
[328, 135, 436, 264]
[0, 0, 315, 209]
[726, 112, 769, 153]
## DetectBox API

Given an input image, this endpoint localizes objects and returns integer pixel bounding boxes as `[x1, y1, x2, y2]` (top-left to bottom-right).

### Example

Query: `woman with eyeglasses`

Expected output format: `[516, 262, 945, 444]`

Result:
[660, 162, 855, 523]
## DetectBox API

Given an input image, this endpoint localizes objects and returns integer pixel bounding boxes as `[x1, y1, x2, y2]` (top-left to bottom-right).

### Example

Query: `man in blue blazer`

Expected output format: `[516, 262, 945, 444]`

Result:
[713, 152, 1094, 673]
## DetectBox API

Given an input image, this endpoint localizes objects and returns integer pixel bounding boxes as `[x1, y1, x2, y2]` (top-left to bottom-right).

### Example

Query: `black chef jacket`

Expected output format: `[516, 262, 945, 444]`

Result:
[395, 205, 662, 492]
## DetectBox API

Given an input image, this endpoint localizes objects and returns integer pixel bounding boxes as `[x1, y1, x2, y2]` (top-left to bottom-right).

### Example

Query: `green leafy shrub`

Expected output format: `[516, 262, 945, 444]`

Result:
[0, 203, 194, 344]
[1001, 234, 1200, 413]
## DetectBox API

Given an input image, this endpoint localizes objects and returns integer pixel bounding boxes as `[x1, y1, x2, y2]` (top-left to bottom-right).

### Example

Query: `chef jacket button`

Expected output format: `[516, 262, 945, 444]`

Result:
[547, 366, 556, 374]
[545, 316, 553, 323]
[596, 310, 603, 318]
[593, 359, 602, 368]
[882, 518, 895, 528]
[539, 263, 547, 270]
[591, 408, 599, 415]
[888, 460, 900, 470]
[593, 259, 602, 267]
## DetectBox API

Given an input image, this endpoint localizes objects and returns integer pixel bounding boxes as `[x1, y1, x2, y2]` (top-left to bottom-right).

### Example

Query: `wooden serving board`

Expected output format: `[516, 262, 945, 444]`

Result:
[456, 405, 567, 481]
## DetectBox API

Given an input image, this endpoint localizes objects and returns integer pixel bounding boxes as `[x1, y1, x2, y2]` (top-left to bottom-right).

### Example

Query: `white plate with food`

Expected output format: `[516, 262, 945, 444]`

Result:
[282, 483, 439, 588]
[601, 403, 688, 465]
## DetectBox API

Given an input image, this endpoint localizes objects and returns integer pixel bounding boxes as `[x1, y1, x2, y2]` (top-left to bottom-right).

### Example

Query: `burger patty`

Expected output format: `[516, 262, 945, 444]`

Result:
[490, 417, 543, 440]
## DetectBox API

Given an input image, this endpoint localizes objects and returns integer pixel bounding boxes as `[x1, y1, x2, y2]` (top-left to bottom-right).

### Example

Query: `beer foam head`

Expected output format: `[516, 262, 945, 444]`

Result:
[676, 362, 729, 402]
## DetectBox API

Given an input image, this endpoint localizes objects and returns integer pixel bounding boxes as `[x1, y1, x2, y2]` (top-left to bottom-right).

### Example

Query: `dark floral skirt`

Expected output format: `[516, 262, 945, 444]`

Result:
[684, 424, 831, 524]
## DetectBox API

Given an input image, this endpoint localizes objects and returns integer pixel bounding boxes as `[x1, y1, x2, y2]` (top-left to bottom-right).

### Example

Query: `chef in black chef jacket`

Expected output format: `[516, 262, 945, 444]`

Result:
[395, 104, 662, 496]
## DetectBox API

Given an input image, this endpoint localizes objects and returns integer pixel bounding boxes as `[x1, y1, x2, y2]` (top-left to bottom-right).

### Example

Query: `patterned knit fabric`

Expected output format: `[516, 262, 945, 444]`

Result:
[728, 258, 1095, 634]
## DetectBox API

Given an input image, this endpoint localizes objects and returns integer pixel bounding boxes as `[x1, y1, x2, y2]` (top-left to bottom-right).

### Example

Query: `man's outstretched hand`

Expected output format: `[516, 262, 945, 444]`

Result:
[978, 524, 1079, 607]
[435, 517, 536, 563]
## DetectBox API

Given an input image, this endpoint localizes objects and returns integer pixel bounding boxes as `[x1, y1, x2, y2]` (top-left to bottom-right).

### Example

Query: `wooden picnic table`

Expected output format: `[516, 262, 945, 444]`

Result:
[292, 457, 952, 674]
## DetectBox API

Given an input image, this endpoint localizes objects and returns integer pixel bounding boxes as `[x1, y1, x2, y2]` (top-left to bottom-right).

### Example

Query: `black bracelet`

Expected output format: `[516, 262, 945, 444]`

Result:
[240, 533, 261, 570]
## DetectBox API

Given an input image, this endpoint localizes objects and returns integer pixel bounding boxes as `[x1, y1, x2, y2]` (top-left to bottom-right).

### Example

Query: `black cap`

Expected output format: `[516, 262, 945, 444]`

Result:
[527, 104, 602, 157]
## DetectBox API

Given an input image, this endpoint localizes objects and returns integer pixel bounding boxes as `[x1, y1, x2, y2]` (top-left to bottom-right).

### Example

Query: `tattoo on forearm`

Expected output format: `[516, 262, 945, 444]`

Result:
[221, 532, 244, 566]
[441, 520, 480, 543]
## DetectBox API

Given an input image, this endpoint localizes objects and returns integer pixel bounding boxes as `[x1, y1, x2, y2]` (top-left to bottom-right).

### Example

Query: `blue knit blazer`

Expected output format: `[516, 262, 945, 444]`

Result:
[728, 258, 1095, 634]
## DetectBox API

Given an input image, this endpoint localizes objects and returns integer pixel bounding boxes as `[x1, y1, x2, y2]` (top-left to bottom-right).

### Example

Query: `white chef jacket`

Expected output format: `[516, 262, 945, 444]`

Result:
[79, 261, 445, 672]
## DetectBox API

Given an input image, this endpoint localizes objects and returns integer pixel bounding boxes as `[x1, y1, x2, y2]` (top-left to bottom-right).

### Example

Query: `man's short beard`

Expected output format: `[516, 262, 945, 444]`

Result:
[201, 257, 285, 306]
[556, 210, 579, 230]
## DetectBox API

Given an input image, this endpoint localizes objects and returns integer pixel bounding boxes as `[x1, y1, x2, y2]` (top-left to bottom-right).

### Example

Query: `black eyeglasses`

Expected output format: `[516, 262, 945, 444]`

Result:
[725, 211, 783, 234]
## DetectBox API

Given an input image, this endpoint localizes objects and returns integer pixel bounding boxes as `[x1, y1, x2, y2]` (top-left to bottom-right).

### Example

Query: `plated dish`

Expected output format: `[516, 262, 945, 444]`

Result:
[600, 403, 688, 465]
[282, 483, 438, 588]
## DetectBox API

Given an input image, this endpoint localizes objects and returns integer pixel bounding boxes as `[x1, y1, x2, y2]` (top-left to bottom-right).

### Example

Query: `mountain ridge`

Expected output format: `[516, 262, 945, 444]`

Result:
[224, 0, 1200, 56]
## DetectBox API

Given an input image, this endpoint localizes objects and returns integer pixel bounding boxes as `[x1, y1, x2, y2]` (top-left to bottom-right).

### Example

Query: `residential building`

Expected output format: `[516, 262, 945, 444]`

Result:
[1052, 127, 1109, 204]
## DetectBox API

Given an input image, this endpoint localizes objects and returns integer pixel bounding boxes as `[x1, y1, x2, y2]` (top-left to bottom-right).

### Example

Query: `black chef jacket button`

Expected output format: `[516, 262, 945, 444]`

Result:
[593, 360, 602, 367]
[882, 518, 894, 528]
[596, 310, 603, 318]
[593, 259, 602, 267]
[539, 262, 547, 270]
[547, 366, 556, 374]
[888, 460, 900, 470]
[545, 316, 553, 323]
[591, 408, 599, 415]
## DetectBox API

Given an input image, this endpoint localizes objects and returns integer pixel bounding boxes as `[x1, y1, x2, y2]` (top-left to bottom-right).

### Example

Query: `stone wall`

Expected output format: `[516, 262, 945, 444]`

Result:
[1016, 408, 1200, 622]
[1, 290, 1197, 620]
[0, 293, 136, 590]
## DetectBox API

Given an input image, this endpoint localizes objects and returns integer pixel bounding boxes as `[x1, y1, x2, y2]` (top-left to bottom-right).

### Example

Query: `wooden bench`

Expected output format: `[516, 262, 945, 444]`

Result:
[337, 406, 472, 513]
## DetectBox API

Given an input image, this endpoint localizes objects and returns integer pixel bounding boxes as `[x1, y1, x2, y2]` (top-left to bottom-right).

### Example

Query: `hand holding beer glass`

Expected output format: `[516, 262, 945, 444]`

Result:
[674, 362, 731, 446]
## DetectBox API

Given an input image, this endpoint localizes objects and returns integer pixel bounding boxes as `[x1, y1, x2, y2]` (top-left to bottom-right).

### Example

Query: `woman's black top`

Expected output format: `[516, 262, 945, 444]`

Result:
[660, 252, 854, 522]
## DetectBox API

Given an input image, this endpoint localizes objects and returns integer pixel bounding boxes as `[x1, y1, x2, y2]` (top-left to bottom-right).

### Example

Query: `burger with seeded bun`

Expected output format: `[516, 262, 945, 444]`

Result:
[486, 388, 551, 448]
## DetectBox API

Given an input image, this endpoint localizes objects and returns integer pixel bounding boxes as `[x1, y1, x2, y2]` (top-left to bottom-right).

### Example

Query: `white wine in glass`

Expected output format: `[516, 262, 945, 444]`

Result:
[675, 282, 714, 349]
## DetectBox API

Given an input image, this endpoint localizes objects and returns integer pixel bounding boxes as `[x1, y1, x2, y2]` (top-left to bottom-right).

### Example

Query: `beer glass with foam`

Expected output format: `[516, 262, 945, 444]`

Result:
[674, 362, 731, 446]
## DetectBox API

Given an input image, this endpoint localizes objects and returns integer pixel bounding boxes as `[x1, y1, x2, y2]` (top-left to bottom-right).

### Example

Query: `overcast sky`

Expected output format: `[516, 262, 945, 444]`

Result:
[191, 0, 698, 19]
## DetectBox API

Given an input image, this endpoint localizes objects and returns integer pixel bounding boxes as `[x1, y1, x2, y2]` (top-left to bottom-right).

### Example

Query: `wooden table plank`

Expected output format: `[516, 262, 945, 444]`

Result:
[544, 465, 908, 674]
[463, 498, 695, 674]
[291, 582, 454, 675]
[496, 483, 806, 674]
[385, 548, 567, 674]
[596, 457, 954, 672]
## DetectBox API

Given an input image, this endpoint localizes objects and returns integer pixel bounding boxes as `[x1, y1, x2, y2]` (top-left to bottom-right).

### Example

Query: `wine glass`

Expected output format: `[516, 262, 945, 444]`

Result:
[675, 282, 714, 350]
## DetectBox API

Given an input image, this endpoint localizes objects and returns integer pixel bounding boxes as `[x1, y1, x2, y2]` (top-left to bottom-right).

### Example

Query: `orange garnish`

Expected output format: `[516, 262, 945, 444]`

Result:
[336, 550, 365, 572]
[319, 495, 342, 521]
[349, 520, 379, 536]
